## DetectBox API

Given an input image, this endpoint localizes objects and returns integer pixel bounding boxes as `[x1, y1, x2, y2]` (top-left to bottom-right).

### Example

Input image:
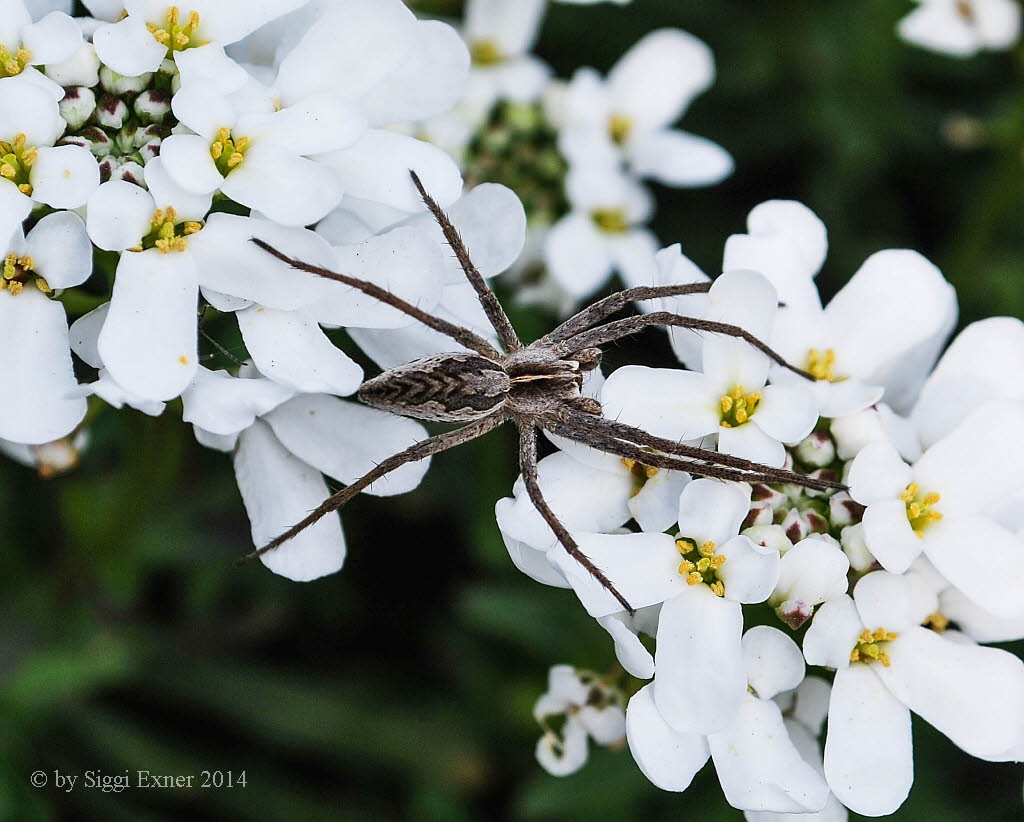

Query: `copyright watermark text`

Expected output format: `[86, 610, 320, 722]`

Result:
[30, 769, 247, 792]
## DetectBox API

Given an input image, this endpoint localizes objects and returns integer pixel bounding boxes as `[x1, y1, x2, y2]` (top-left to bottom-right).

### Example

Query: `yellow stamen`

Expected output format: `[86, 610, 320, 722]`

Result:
[470, 39, 503, 66]
[851, 626, 898, 667]
[899, 483, 943, 537]
[806, 347, 843, 382]
[686, 571, 703, 586]
[609, 114, 632, 146]
[210, 127, 250, 175]
[719, 385, 761, 428]
[591, 208, 629, 234]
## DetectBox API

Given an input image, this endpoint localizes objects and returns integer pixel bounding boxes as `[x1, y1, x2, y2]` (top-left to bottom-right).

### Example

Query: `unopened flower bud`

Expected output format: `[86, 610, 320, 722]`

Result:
[96, 94, 128, 129]
[100, 66, 152, 94]
[742, 524, 793, 555]
[779, 506, 828, 543]
[59, 86, 96, 131]
[46, 42, 100, 87]
[743, 503, 774, 529]
[840, 522, 876, 572]
[770, 536, 849, 629]
[794, 430, 836, 468]
[750, 482, 789, 511]
[138, 137, 162, 164]
[79, 126, 112, 157]
[113, 160, 146, 186]
[829, 491, 865, 528]
[134, 88, 172, 124]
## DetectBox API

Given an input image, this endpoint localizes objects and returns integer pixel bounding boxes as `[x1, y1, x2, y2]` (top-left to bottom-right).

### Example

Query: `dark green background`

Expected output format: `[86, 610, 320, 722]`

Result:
[1, 0, 1022, 819]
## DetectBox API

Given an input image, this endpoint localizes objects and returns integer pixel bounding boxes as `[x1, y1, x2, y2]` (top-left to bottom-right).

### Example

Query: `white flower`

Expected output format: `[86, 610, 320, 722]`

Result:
[0, 76, 99, 238]
[0, 1, 81, 80]
[898, 0, 1021, 57]
[549, 479, 780, 736]
[0, 210, 90, 444]
[461, 0, 551, 121]
[273, 0, 468, 213]
[533, 664, 625, 777]
[543, 160, 658, 300]
[85, 160, 340, 401]
[90, 0, 309, 79]
[804, 571, 1024, 816]
[627, 626, 830, 814]
[724, 201, 957, 416]
[553, 28, 732, 188]
[910, 316, 1024, 449]
[847, 401, 1024, 617]
[769, 536, 850, 630]
[602, 270, 819, 468]
[197, 387, 432, 582]
[159, 80, 362, 226]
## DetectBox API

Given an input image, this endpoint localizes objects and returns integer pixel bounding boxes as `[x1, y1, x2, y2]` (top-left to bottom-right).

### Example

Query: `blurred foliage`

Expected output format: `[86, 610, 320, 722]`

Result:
[2, 0, 1023, 819]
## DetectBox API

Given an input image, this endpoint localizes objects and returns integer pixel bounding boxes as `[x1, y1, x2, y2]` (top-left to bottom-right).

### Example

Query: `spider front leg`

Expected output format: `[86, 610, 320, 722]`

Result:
[517, 423, 635, 615]
[554, 311, 816, 381]
[409, 170, 523, 353]
[542, 282, 712, 344]
[235, 412, 508, 567]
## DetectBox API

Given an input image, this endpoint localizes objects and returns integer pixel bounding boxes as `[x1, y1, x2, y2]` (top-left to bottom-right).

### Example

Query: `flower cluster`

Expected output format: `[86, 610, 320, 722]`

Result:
[1, 0, 524, 577]
[499, 201, 1024, 816]
[418, 0, 731, 311]
[897, 0, 1022, 57]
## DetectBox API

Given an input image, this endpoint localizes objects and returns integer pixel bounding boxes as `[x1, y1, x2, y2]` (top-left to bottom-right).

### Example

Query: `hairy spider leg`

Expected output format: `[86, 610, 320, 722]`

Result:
[542, 282, 713, 344]
[542, 413, 828, 489]
[409, 169, 523, 353]
[555, 311, 817, 382]
[517, 424, 635, 614]
[235, 412, 509, 567]
[561, 411, 845, 492]
[250, 237, 502, 360]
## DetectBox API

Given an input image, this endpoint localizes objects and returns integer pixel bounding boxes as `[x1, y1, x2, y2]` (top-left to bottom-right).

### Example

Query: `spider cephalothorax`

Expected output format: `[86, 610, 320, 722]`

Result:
[240, 172, 845, 614]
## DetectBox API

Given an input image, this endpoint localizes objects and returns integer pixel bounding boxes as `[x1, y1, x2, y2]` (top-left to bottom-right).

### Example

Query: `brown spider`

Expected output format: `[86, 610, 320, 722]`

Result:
[238, 172, 843, 613]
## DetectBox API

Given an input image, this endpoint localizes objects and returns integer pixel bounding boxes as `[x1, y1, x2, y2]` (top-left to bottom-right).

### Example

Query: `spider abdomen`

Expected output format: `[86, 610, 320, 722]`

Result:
[358, 353, 510, 422]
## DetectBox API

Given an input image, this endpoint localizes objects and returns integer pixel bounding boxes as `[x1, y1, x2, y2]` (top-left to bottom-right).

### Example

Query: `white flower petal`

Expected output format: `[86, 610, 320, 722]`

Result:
[549, 531, 686, 618]
[311, 225, 445, 328]
[263, 394, 430, 497]
[823, 664, 913, 818]
[599, 613, 655, 679]
[23, 210, 91, 289]
[85, 179, 153, 251]
[497, 451, 633, 552]
[629, 469, 690, 534]
[20, 11, 81, 65]
[535, 718, 589, 777]
[496, 515, 569, 588]
[92, 16, 167, 76]
[913, 318, 1024, 448]
[717, 422, 786, 468]
[30, 145, 99, 208]
[607, 228, 659, 290]
[827, 250, 956, 413]
[709, 694, 829, 814]
[0, 288, 85, 444]
[188, 213, 331, 309]
[861, 498, 923, 574]
[158, 133, 224, 195]
[876, 626, 1024, 759]
[170, 83, 235, 140]
[802, 595, 863, 670]
[654, 587, 746, 735]
[677, 477, 751, 546]
[0, 76, 63, 146]
[68, 301, 107, 368]
[97, 250, 199, 401]
[144, 157, 212, 221]
[898, 2, 979, 56]
[318, 128, 462, 212]
[754, 383, 817, 444]
[625, 684, 710, 791]
[601, 365, 719, 442]
[629, 128, 733, 187]
[355, 19, 468, 126]
[544, 213, 612, 299]
[237, 305, 363, 396]
[923, 515, 1024, 618]
[181, 367, 293, 436]
[608, 29, 714, 132]
[173, 42, 251, 95]
[851, 570, 916, 632]
[718, 535, 780, 604]
[242, 93, 365, 156]
[233, 421, 345, 582]
[722, 201, 826, 315]
[771, 536, 850, 612]
[465, 0, 546, 57]
[0, 181, 33, 245]
[742, 626, 805, 701]
[939, 586, 1024, 643]
[847, 442, 913, 506]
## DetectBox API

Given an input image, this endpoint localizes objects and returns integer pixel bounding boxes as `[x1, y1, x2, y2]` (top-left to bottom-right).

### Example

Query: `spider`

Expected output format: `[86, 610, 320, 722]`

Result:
[238, 172, 844, 613]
